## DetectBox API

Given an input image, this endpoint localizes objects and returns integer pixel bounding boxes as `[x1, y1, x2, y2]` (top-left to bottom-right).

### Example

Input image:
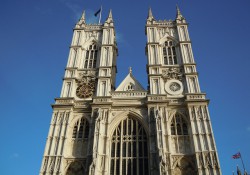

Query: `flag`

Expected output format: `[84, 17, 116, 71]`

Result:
[94, 8, 101, 16]
[232, 152, 241, 159]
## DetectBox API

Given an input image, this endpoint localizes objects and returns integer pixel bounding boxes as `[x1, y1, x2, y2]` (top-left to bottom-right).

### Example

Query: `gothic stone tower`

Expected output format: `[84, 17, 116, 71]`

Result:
[40, 7, 222, 175]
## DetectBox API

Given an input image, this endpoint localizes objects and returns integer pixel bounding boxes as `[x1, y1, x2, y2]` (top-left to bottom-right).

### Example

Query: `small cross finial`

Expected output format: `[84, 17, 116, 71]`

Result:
[129, 67, 132, 74]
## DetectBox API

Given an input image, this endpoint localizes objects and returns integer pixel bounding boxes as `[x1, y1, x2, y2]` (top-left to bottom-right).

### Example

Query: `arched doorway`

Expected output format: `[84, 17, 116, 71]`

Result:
[110, 116, 149, 175]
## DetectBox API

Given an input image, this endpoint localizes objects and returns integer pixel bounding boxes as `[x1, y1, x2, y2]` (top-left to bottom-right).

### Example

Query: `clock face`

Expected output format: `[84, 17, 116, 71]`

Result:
[169, 82, 181, 92]
[76, 82, 95, 98]
[165, 80, 183, 95]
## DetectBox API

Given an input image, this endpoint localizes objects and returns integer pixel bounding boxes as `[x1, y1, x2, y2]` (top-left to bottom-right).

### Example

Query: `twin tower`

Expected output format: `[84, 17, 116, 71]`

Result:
[40, 7, 222, 175]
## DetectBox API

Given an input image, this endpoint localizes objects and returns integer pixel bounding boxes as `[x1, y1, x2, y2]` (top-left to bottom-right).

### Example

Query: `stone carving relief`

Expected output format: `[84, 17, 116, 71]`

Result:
[198, 153, 204, 168]
[190, 107, 196, 121]
[212, 152, 218, 167]
[172, 156, 196, 175]
[162, 67, 182, 81]
[191, 106, 209, 121]
[75, 72, 96, 98]
[155, 107, 164, 150]
[160, 153, 169, 175]
[55, 157, 61, 172]
[78, 70, 97, 78]
[49, 157, 55, 173]
[53, 112, 58, 124]
[42, 157, 48, 172]
[157, 28, 170, 39]
[83, 31, 102, 43]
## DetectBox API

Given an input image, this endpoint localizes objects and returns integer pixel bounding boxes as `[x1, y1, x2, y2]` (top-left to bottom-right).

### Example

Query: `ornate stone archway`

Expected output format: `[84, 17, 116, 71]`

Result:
[110, 116, 149, 175]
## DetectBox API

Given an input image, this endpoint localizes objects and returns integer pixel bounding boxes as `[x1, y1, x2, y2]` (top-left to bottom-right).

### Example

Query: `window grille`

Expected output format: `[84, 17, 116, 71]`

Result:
[110, 117, 149, 175]
[171, 114, 188, 136]
[84, 44, 98, 68]
[163, 41, 177, 65]
[72, 118, 89, 139]
[170, 114, 190, 154]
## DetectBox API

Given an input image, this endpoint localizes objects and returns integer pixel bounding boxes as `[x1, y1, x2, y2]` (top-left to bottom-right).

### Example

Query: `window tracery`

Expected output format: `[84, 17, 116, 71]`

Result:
[163, 40, 177, 65]
[72, 118, 89, 139]
[110, 117, 149, 175]
[84, 44, 98, 69]
[170, 114, 190, 154]
[171, 114, 188, 135]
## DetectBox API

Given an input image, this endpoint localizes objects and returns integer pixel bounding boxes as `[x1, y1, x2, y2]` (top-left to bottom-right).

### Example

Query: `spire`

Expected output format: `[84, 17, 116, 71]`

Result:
[129, 67, 132, 74]
[146, 7, 155, 24]
[176, 4, 181, 16]
[77, 10, 86, 26]
[108, 9, 113, 19]
[175, 5, 186, 23]
[148, 7, 153, 19]
[105, 9, 113, 25]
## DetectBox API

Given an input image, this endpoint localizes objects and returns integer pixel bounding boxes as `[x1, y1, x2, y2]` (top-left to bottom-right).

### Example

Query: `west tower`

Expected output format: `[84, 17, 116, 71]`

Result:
[40, 7, 221, 175]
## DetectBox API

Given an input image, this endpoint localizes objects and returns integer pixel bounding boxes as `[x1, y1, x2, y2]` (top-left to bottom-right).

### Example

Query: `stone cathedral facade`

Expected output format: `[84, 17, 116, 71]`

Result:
[40, 7, 222, 175]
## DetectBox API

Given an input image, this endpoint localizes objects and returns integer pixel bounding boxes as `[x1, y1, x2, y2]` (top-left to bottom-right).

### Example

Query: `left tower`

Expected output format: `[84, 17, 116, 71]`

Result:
[40, 10, 118, 175]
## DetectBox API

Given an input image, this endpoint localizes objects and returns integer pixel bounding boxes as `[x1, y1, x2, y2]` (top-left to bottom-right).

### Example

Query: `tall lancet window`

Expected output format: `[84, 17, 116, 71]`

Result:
[72, 118, 89, 139]
[110, 117, 149, 175]
[170, 114, 190, 154]
[163, 40, 177, 65]
[171, 114, 188, 136]
[84, 44, 98, 69]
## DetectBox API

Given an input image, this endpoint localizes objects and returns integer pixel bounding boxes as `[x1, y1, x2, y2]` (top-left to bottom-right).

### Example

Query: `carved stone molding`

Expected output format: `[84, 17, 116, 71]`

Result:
[162, 67, 183, 81]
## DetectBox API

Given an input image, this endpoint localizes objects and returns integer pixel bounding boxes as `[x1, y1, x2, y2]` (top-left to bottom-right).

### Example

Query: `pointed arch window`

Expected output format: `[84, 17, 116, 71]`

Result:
[72, 118, 89, 139]
[170, 114, 188, 135]
[66, 161, 85, 175]
[84, 44, 98, 68]
[170, 114, 190, 154]
[125, 83, 134, 91]
[163, 40, 177, 65]
[110, 117, 149, 175]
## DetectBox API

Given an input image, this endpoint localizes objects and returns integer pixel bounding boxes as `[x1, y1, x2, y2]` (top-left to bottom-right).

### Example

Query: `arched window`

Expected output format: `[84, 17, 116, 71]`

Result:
[72, 118, 89, 139]
[110, 117, 149, 175]
[84, 44, 98, 68]
[163, 40, 177, 65]
[125, 83, 134, 91]
[66, 161, 85, 175]
[170, 114, 190, 154]
[170, 114, 188, 135]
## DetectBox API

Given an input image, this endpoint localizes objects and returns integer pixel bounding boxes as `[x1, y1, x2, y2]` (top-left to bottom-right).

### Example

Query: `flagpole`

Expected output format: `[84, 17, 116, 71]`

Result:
[239, 152, 246, 173]
[98, 5, 102, 24]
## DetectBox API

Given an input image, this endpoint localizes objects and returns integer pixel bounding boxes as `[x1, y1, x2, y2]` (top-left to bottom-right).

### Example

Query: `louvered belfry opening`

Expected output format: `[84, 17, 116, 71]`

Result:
[110, 117, 149, 175]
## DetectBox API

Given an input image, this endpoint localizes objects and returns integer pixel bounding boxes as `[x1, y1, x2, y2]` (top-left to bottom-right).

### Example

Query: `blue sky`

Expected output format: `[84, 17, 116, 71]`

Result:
[0, 0, 250, 174]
